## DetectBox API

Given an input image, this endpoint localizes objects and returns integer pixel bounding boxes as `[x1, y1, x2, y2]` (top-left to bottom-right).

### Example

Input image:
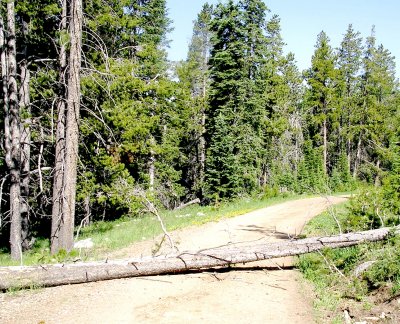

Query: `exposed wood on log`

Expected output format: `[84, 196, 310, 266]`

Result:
[0, 226, 398, 291]
[175, 198, 201, 210]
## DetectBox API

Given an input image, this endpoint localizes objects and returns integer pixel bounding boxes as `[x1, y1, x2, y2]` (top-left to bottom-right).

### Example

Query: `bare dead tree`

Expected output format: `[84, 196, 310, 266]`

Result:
[0, 16, 7, 233]
[19, 14, 32, 251]
[50, 0, 68, 254]
[51, 0, 83, 253]
[3, 1, 23, 260]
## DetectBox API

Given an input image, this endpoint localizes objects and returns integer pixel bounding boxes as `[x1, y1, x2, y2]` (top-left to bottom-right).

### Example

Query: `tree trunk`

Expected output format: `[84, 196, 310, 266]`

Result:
[149, 136, 156, 192]
[0, 16, 8, 230]
[322, 118, 327, 175]
[174, 198, 200, 210]
[51, 0, 82, 253]
[61, 0, 83, 251]
[6, 1, 22, 261]
[51, 0, 68, 254]
[19, 17, 31, 251]
[198, 82, 206, 198]
[0, 17, 8, 161]
[347, 138, 351, 174]
[353, 130, 362, 179]
[0, 226, 397, 290]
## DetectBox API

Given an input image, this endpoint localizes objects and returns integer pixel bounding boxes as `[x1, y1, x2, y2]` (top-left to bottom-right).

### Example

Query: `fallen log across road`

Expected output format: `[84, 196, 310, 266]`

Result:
[1, 226, 398, 291]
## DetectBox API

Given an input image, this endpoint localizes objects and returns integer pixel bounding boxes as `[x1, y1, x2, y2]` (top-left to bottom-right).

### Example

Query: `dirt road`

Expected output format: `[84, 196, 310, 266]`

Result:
[0, 196, 347, 324]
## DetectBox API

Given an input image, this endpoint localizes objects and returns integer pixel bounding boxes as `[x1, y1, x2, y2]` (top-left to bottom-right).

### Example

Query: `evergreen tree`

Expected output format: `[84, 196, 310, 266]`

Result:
[205, 0, 269, 199]
[268, 53, 304, 192]
[177, 3, 213, 199]
[336, 24, 363, 177]
[357, 27, 398, 183]
[260, 15, 304, 191]
[304, 31, 338, 176]
[79, 0, 186, 213]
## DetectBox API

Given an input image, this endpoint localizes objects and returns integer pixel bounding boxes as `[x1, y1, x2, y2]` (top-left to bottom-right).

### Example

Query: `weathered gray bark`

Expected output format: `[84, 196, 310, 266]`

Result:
[353, 128, 363, 179]
[0, 226, 397, 290]
[61, 0, 82, 251]
[0, 17, 8, 232]
[51, 0, 68, 254]
[6, 1, 22, 261]
[51, 0, 82, 253]
[19, 17, 31, 251]
[0, 17, 8, 157]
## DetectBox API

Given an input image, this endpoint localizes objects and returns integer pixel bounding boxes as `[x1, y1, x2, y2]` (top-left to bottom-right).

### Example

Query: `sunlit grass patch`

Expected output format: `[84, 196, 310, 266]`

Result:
[0, 193, 303, 266]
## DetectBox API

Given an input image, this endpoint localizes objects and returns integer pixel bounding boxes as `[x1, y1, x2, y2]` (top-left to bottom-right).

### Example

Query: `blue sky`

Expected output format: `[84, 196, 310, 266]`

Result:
[166, 0, 400, 76]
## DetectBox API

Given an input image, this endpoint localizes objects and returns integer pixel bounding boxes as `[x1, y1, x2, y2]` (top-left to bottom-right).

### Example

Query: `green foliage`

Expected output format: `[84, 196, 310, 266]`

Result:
[346, 187, 385, 231]
[296, 140, 328, 193]
[299, 175, 400, 320]
[77, 0, 186, 217]
[329, 153, 356, 192]
[346, 143, 400, 231]
[363, 236, 400, 292]
[205, 0, 275, 199]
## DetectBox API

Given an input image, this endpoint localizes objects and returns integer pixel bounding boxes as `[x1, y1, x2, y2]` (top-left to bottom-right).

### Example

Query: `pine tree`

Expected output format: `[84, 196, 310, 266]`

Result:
[177, 3, 213, 199]
[205, 0, 245, 198]
[205, 0, 269, 199]
[268, 53, 304, 191]
[337, 24, 363, 177]
[260, 15, 304, 191]
[79, 0, 187, 212]
[356, 27, 398, 183]
[304, 31, 338, 176]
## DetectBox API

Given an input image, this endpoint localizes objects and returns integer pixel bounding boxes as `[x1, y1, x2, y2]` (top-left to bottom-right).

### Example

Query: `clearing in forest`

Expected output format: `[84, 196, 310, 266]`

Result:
[0, 196, 347, 324]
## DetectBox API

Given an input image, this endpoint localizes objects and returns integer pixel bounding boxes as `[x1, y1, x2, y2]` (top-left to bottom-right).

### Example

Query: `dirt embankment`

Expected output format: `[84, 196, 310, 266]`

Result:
[0, 196, 347, 324]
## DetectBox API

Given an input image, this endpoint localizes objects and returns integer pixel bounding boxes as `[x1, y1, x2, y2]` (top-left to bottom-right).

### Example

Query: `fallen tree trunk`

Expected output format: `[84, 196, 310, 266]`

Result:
[0, 226, 398, 290]
[174, 198, 201, 210]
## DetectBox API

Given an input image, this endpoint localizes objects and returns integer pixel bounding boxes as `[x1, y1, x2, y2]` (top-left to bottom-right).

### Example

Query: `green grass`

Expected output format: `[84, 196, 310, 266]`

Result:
[0, 192, 306, 266]
[298, 198, 400, 323]
[297, 201, 351, 321]
[301, 201, 349, 237]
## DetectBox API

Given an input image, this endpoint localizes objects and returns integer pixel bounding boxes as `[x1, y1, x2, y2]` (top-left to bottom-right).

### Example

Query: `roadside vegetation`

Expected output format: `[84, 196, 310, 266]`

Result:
[299, 184, 400, 323]
[0, 191, 302, 266]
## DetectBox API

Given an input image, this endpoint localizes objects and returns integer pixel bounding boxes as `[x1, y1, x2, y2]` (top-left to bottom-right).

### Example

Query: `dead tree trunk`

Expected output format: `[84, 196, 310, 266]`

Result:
[50, 0, 68, 254]
[0, 17, 8, 219]
[51, 0, 83, 253]
[19, 16, 31, 251]
[5, 1, 22, 261]
[175, 198, 201, 210]
[0, 226, 397, 290]
[60, 0, 82, 252]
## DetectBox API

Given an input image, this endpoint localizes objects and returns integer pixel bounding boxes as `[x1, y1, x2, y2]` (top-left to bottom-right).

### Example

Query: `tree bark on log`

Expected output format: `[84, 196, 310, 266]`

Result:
[0, 226, 397, 291]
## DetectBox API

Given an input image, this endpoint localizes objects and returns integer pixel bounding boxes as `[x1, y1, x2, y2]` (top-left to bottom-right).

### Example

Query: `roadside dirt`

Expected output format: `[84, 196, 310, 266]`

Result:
[0, 196, 347, 324]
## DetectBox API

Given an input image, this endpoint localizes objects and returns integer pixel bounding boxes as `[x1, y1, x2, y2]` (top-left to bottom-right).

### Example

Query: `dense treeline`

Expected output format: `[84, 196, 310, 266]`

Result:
[0, 0, 398, 258]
